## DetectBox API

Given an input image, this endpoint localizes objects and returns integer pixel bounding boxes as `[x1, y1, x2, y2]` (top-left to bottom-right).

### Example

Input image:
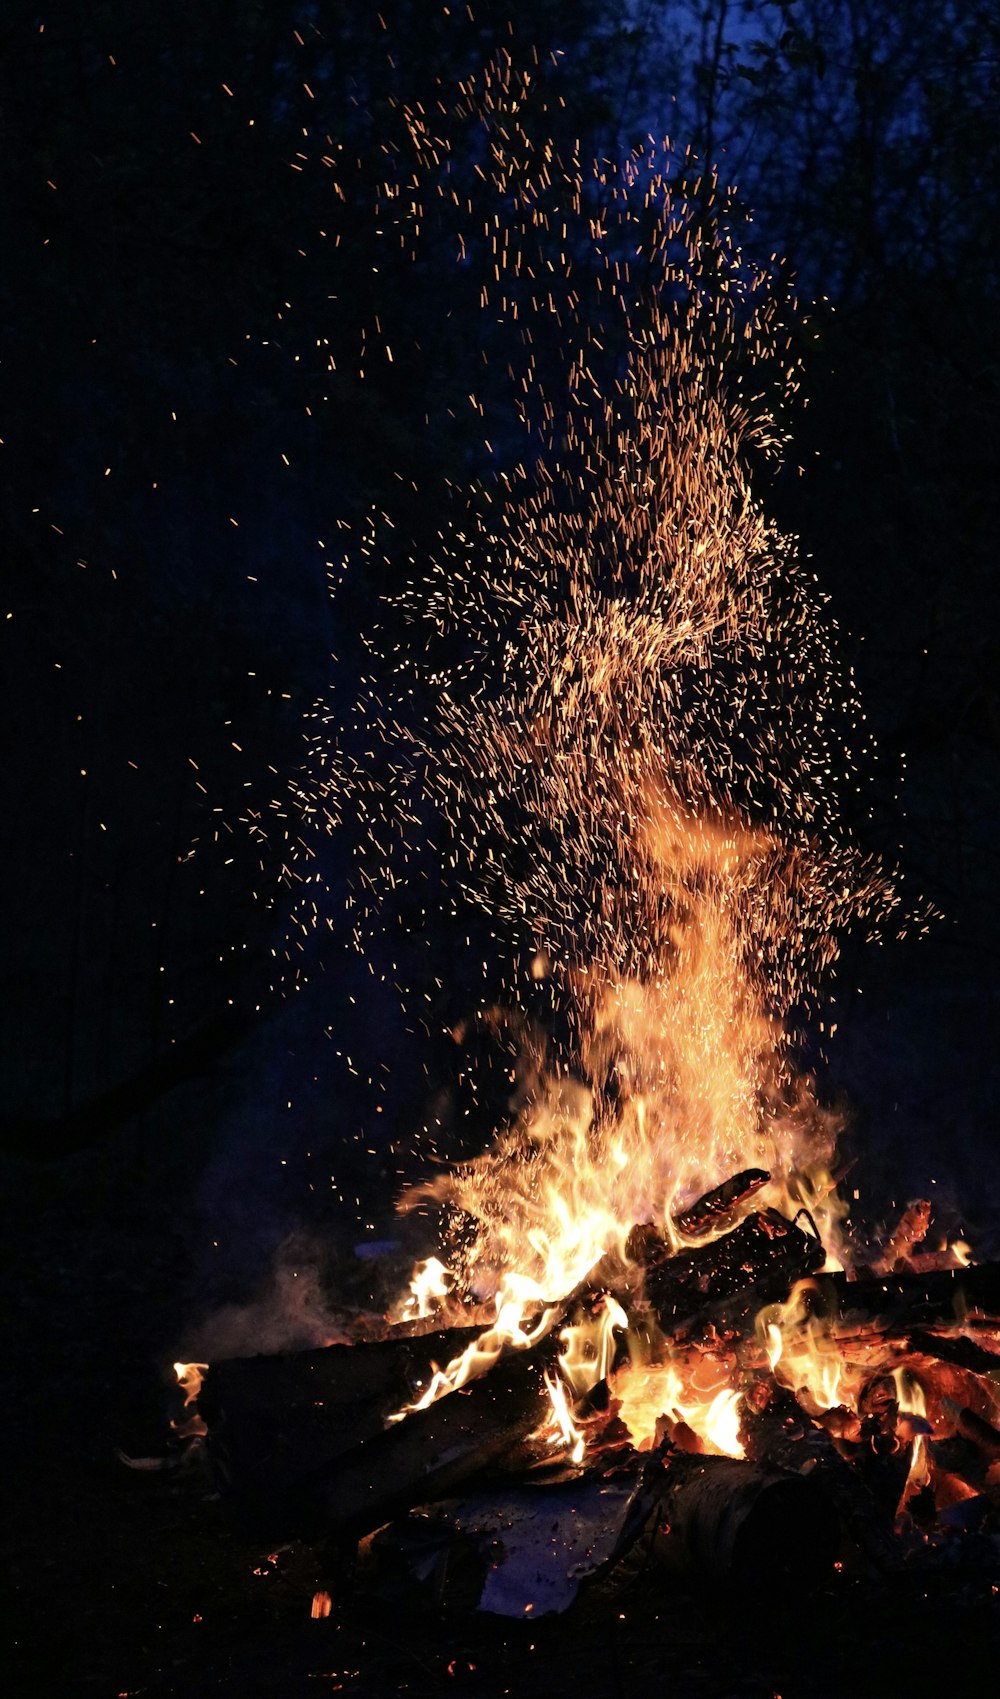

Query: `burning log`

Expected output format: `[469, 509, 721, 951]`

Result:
[739, 1380, 898, 1571]
[292, 1335, 563, 1540]
[812, 1261, 1000, 1330]
[631, 1208, 826, 1340]
[199, 1322, 490, 1528]
[872, 1200, 932, 1274]
[655, 1450, 838, 1587]
[198, 1200, 826, 1539]
[193, 1201, 1000, 1564]
[671, 1168, 771, 1238]
[906, 1329, 1000, 1375]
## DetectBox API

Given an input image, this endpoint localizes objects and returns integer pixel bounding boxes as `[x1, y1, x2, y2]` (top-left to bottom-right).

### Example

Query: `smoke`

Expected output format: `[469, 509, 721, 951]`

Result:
[178, 1232, 358, 1361]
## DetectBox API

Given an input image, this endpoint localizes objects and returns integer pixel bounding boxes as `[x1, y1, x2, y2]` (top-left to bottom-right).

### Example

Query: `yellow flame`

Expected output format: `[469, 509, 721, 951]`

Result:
[540, 1370, 586, 1464]
[703, 1388, 746, 1458]
[171, 1361, 209, 1441]
[398, 1256, 454, 1322]
[611, 1353, 745, 1458]
[173, 1361, 208, 1403]
[388, 1303, 557, 1422]
[893, 1368, 932, 1501]
[755, 1292, 862, 1417]
[390, 818, 851, 1440]
[402, 833, 847, 1336]
[764, 1323, 783, 1372]
[557, 1294, 628, 1399]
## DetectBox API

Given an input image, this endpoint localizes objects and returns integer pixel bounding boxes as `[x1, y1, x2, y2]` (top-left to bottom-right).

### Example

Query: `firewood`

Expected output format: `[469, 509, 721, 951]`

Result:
[293, 1335, 564, 1540]
[201, 1322, 487, 1425]
[907, 1329, 1000, 1375]
[813, 1262, 1000, 1330]
[943, 1398, 1000, 1461]
[739, 1379, 897, 1572]
[872, 1200, 932, 1274]
[928, 1433, 990, 1491]
[849, 1376, 913, 1521]
[655, 1450, 838, 1586]
[632, 1208, 826, 1340]
[199, 1322, 492, 1525]
[671, 1168, 771, 1238]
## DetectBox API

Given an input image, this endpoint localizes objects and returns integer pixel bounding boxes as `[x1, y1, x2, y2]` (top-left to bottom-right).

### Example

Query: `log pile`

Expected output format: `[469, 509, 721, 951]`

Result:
[188, 1176, 1000, 1610]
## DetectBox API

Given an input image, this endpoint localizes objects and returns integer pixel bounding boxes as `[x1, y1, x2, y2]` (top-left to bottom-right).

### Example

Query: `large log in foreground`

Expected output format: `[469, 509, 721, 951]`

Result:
[292, 1335, 563, 1541]
[200, 1203, 825, 1534]
[656, 1452, 839, 1588]
[739, 1382, 898, 1572]
[200, 1322, 488, 1532]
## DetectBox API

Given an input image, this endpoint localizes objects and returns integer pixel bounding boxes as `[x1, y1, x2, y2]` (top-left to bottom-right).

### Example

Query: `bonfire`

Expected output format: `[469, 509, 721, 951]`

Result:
[171, 73, 1000, 1615]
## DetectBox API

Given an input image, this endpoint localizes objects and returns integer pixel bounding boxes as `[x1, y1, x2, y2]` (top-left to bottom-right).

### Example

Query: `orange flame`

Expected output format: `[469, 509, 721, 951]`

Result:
[171, 1361, 209, 1440]
[611, 1353, 744, 1457]
[397, 1255, 454, 1323]
[893, 1368, 932, 1506]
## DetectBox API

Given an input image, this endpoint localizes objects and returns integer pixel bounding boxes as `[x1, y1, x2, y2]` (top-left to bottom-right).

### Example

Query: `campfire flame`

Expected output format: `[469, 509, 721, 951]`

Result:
[389, 812, 856, 1436]
[611, 1354, 745, 1458]
[398, 1256, 454, 1323]
[539, 1370, 586, 1465]
[171, 1362, 209, 1441]
[893, 1368, 932, 1505]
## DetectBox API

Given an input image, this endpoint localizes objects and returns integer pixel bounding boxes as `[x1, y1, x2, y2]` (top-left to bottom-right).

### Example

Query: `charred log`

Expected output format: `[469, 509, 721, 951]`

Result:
[655, 1450, 838, 1587]
[871, 1200, 932, 1275]
[293, 1336, 563, 1541]
[671, 1169, 771, 1238]
[739, 1379, 897, 1572]
[907, 1329, 1000, 1375]
[851, 1376, 914, 1522]
[945, 1399, 1000, 1461]
[928, 1433, 990, 1491]
[632, 1208, 826, 1340]
[811, 1262, 1000, 1330]
[200, 1322, 492, 1528]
